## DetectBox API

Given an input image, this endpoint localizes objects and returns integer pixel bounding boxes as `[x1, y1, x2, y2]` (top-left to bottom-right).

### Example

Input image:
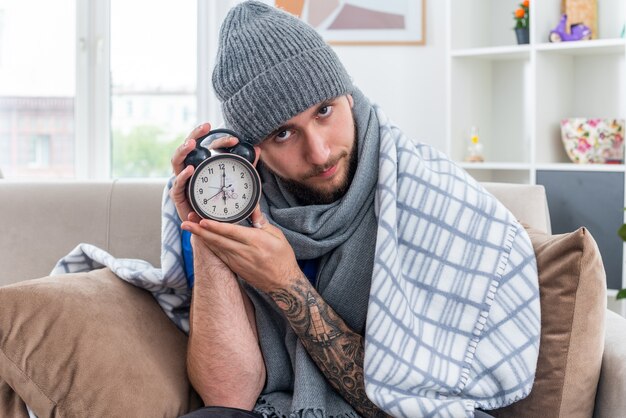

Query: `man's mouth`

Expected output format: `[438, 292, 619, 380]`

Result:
[307, 152, 347, 179]
[317, 164, 338, 178]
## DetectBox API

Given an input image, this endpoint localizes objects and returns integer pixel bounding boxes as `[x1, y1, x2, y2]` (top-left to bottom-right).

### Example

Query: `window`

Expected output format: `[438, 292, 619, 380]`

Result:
[110, 0, 197, 178]
[0, 0, 76, 178]
[1, 0, 223, 179]
[29, 134, 51, 168]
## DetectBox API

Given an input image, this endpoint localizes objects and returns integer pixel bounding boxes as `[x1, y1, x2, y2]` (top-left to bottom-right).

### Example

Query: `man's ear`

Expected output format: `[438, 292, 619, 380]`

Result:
[253, 145, 262, 166]
[347, 94, 354, 108]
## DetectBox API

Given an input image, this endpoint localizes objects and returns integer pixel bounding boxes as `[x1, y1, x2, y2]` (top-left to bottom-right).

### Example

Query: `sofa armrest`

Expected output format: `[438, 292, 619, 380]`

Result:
[593, 309, 626, 418]
[481, 182, 552, 234]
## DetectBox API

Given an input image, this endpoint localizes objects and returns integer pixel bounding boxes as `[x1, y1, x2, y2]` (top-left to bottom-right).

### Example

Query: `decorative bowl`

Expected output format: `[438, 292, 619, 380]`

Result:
[560, 118, 625, 164]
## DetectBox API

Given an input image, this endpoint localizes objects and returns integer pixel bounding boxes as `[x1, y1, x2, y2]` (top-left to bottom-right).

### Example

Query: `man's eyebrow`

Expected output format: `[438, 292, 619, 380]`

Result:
[317, 99, 334, 109]
[267, 122, 296, 139]
[265, 98, 337, 140]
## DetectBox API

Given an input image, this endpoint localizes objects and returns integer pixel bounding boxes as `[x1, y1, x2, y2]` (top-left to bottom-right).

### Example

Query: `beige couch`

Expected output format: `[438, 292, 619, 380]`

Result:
[0, 179, 625, 417]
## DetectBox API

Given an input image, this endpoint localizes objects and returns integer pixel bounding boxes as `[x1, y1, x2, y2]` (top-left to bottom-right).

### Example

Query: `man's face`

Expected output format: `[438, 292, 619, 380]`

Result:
[257, 95, 357, 205]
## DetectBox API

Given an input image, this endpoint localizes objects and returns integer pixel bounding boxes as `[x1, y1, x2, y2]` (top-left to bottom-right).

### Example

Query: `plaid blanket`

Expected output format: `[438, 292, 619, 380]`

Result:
[364, 107, 540, 417]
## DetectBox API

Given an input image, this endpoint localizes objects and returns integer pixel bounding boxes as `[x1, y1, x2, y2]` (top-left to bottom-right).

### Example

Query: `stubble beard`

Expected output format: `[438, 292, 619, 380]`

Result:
[266, 133, 359, 206]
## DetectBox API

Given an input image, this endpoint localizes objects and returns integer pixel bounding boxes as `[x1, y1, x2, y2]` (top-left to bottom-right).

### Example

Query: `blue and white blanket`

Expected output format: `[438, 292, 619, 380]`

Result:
[363, 108, 540, 417]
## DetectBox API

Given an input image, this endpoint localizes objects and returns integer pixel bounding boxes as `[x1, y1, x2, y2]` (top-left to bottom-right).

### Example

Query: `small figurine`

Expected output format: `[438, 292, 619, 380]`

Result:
[465, 126, 484, 163]
[549, 14, 591, 42]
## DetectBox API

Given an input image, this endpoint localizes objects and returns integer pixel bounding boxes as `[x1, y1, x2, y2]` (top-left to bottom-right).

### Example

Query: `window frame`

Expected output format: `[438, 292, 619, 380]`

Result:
[74, 0, 228, 179]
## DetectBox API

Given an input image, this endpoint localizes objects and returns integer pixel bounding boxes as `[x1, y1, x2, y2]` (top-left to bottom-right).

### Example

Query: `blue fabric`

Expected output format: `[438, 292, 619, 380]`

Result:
[183, 229, 318, 288]
[181, 229, 195, 288]
[297, 258, 318, 286]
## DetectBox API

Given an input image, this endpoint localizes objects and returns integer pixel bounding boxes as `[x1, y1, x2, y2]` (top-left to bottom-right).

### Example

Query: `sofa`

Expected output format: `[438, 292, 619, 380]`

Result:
[0, 179, 625, 418]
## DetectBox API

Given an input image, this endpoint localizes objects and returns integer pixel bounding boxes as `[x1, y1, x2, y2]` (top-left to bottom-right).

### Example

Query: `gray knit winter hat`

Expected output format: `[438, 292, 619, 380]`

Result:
[212, 0, 353, 144]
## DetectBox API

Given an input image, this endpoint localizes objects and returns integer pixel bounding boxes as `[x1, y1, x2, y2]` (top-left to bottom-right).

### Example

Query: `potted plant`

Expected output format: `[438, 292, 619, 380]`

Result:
[513, 0, 530, 44]
[617, 222, 626, 298]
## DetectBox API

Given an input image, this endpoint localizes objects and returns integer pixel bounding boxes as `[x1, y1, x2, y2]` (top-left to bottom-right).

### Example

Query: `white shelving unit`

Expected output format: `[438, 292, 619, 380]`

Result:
[446, 0, 626, 292]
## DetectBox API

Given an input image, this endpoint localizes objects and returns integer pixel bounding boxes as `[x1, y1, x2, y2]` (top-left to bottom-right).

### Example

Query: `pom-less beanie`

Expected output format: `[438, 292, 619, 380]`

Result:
[212, 0, 353, 144]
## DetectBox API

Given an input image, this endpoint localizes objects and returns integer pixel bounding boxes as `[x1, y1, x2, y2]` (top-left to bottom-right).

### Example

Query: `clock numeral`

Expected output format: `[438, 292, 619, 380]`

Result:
[240, 172, 245, 178]
[232, 165, 236, 172]
[203, 199, 208, 205]
[208, 168, 214, 175]
[198, 188, 203, 195]
[244, 183, 248, 189]
[235, 203, 240, 210]
[219, 163, 225, 170]
[212, 206, 216, 212]
[201, 176, 209, 183]
[242, 194, 247, 200]
[224, 208, 228, 214]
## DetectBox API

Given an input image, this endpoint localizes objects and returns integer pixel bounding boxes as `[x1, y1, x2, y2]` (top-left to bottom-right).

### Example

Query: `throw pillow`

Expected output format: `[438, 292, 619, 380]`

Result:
[0, 378, 29, 418]
[0, 268, 203, 417]
[492, 227, 606, 418]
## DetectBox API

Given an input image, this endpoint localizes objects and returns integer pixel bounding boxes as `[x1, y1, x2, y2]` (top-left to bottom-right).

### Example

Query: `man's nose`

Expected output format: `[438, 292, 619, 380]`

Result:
[304, 132, 330, 165]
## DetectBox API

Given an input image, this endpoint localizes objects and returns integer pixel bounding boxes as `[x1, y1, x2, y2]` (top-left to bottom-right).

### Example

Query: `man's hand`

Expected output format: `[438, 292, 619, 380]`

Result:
[169, 123, 243, 223]
[181, 205, 301, 293]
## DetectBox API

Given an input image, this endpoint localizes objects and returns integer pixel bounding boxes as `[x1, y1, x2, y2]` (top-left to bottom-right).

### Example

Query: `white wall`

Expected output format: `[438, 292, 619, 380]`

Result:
[334, 1, 446, 150]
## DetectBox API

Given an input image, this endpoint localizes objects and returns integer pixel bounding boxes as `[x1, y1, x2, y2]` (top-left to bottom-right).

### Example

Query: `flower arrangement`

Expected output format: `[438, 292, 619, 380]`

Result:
[513, 0, 530, 29]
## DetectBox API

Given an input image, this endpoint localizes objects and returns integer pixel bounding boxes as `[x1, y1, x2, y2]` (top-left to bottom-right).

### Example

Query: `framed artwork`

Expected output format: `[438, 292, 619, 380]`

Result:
[274, 0, 426, 45]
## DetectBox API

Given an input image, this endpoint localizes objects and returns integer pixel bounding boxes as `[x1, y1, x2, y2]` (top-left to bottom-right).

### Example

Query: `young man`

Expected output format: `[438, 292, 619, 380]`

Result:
[170, 2, 540, 418]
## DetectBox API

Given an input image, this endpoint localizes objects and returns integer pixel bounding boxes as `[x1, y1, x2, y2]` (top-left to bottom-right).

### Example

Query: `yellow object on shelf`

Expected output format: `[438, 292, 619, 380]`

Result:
[465, 126, 484, 163]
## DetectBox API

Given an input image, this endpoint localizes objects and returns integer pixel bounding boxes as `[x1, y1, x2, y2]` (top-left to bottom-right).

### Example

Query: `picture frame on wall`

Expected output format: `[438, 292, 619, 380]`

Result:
[274, 0, 426, 46]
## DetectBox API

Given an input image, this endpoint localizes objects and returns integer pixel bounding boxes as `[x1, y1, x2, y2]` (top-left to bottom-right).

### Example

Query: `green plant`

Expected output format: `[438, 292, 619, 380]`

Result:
[513, 0, 530, 29]
[618, 220, 626, 299]
[112, 125, 183, 178]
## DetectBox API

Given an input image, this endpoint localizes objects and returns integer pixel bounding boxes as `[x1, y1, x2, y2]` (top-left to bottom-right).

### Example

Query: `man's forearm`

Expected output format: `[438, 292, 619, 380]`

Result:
[268, 275, 389, 418]
[188, 263, 265, 409]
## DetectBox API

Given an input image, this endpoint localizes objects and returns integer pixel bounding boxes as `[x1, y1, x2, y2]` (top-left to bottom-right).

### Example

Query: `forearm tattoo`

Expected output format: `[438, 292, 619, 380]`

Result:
[268, 276, 389, 418]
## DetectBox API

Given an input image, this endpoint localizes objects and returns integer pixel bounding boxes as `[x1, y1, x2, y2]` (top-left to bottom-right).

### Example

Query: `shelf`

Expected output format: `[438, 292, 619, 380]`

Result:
[535, 163, 626, 172]
[450, 45, 531, 60]
[451, 39, 626, 59]
[535, 38, 626, 56]
[459, 162, 531, 170]
[459, 163, 626, 173]
[448, 0, 626, 292]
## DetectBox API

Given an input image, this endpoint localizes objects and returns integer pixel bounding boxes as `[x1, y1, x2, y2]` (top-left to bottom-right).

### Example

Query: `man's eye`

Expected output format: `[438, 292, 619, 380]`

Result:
[318, 105, 333, 117]
[274, 130, 293, 142]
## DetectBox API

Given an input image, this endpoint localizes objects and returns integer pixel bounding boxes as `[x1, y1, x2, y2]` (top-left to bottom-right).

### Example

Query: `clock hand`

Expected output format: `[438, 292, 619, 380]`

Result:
[218, 166, 228, 205]
[206, 190, 224, 201]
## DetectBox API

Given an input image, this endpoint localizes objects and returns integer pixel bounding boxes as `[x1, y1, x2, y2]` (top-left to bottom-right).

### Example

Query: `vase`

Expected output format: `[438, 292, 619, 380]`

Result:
[515, 27, 529, 44]
[560, 118, 625, 164]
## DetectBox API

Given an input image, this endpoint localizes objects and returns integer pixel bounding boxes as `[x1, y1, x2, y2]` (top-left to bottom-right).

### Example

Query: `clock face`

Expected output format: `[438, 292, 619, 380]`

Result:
[188, 154, 261, 223]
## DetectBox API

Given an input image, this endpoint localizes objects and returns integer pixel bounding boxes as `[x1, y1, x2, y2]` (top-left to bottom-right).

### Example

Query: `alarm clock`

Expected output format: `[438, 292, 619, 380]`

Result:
[184, 129, 261, 223]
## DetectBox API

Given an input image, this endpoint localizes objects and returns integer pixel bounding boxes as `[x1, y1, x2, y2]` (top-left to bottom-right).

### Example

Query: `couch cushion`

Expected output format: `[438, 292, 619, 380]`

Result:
[492, 227, 606, 418]
[0, 268, 202, 417]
